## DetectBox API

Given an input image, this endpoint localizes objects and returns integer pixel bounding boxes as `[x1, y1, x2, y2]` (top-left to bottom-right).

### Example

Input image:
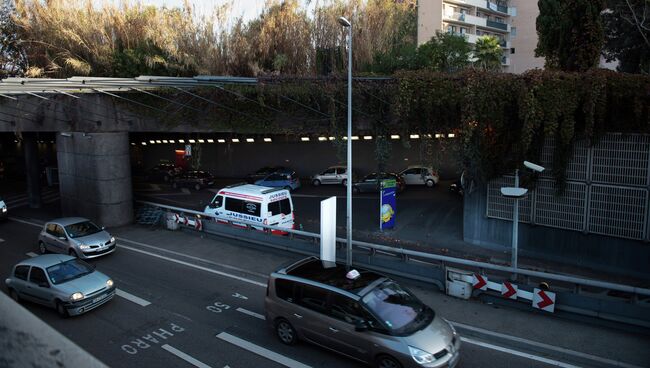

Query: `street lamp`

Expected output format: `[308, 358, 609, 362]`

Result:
[339, 16, 353, 267]
[500, 161, 544, 279]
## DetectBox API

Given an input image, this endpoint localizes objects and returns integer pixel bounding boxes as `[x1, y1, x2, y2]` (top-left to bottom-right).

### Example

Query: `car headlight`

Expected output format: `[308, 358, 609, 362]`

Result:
[70, 292, 84, 301]
[79, 244, 90, 250]
[106, 279, 114, 288]
[110, 236, 115, 243]
[409, 346, 435, 365]
[1, 206, 6, 212]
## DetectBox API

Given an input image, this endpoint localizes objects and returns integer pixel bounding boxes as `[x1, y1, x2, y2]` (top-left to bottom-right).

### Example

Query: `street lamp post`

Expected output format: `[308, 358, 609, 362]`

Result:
[338, 16, 353, 267]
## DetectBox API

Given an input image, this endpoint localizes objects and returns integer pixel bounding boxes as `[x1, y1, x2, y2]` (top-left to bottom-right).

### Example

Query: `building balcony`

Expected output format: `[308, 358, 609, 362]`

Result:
[444, 12, 487, 27]
[445, 0, 510, 15]
[486, 19, 508, 31]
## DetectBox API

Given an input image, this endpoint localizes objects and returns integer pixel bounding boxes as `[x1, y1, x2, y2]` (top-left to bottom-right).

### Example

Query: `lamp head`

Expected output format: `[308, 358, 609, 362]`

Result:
[523, 161, 545, 173]
[338, 16, 351, 27]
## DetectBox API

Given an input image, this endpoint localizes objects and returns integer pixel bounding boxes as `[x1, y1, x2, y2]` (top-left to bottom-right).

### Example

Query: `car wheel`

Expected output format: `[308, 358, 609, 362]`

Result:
[38, 241, 47, 254]
[194, 183, 201, 191]
[56, 300, 69, 318]
[375, 354, 402, 368]
[172, 182, 178, 189]
[342, 179, 347, 186]
[68, 248, 78, 258]
[9, 289, 20, 303]
[426, 179, 434, 188]
[275, 318, 297, 345]
[353, 186, 360, 194]
[312, 179, 321, 186]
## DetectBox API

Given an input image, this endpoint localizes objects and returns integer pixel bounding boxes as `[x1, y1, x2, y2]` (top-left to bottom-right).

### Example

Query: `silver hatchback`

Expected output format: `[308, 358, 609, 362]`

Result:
[38, 217, 116, 259]
[265, 257, 460, 368]
[5, 254, 116, 317]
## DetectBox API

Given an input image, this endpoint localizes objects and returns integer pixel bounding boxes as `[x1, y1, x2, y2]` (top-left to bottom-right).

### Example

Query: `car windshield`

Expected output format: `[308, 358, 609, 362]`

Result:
[361, 280, 434, 335]
[46, 259, 94, 285]
[65, 221, 102, 238]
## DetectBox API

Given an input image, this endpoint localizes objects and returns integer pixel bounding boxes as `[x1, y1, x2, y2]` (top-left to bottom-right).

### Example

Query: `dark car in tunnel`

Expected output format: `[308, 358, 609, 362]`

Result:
[247, 166, 291, 183]
[172, 170, 215, 191]
[146, 163, 183, 182]
[352, 172, 405, 194]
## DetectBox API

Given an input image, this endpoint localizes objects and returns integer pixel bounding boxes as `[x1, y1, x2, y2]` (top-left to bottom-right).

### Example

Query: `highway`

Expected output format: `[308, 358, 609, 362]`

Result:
[1, 207, 649, 368]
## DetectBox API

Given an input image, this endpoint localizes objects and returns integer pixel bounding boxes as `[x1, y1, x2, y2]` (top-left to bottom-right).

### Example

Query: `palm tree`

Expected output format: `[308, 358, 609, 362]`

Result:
[473, 35, 503, 71]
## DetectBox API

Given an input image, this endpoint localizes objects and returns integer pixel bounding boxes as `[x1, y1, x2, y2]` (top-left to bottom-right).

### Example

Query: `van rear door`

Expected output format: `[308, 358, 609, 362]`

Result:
[267, 192, 294, 230]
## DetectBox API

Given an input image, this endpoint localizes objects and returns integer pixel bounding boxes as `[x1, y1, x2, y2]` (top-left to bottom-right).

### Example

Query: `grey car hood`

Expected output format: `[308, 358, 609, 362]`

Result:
[71, 231, 111, 246]
[403, 315, 454, 355]
[53, 270, 111, 296]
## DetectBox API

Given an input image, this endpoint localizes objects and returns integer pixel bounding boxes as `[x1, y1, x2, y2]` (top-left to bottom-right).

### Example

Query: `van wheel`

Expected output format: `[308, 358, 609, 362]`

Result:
[9, 289, 20, 303]
[194, 183, 201, 191]
[38, 241, 47, 254]
[375, 354, 402, 368]
[312, 179, 321, 186]
[56, 300, 69, 318]
[275, 318, 297, 345]
[426, 179, 435, 188]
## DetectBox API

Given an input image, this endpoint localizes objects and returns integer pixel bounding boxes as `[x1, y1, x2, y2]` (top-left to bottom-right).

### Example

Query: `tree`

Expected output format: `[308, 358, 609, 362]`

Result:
[473, 36, 503, 71]
[0, 0, 27, 78]
[416, 31, 471, 72]
[603, 0, 650, 74]
[536, 0, 606, 72]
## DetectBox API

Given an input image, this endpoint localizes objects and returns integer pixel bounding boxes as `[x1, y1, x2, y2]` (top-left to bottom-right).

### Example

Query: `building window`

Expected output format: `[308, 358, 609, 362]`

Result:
[511, 48, 516, 54]
[460, 27, 467, 34]
[511, 27, 517, 37]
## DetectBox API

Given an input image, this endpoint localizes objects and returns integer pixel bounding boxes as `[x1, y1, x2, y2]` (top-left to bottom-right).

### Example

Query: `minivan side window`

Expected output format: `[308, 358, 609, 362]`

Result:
[296, 283, 328, 314]
[268, 199, 292, 216]
[328, 293, 365, 324]
[14, 265, 29, 281]
[275, 278, 295, 302]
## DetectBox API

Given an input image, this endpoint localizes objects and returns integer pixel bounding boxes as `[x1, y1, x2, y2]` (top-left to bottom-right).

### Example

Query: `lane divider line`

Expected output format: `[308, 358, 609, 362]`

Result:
[115, 289, 151, 307]
[460, 337, 581, 368]
[451, 321, 645, 368]
[161, 344, 213, 368]
[118, 244, 267, 287]
[216, 332, 312, 368]
[236, 307, 265, 320]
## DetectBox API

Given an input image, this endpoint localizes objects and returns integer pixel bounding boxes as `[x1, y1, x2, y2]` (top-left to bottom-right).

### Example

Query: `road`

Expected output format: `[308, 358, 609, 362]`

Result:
[1, 209, 649, 368]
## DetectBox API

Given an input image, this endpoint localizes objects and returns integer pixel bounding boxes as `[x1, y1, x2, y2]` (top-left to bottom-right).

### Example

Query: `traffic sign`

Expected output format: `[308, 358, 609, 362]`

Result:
[472, 274, 487, 290]
[532, 288, 556, 312]
[501, 282, 518, 299]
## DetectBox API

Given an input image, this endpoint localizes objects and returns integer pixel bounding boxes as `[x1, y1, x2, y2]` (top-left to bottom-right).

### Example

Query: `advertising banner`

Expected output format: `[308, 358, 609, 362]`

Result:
[380, 179, 396, 230]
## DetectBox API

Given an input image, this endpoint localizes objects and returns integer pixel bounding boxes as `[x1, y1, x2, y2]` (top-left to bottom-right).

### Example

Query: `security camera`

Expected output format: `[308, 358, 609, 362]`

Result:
[523, 161, 545, 173]
[60, 132, 72, 137]
[501, 187, 528, 198]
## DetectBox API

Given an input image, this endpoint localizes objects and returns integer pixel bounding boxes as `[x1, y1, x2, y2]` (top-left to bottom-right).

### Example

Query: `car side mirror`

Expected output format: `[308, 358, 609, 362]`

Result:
[354, 320, 369, 332]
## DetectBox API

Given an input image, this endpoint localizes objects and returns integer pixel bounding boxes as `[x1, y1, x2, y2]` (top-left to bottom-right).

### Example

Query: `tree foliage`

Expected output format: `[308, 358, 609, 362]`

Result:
[473, 36, 502, 71]
[536, 0, 606, 72]
[0, 0, 27, 77]
[603, 0, 650, 74]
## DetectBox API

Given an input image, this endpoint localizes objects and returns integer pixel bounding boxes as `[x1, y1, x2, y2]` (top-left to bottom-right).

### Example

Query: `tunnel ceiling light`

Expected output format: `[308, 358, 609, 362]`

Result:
[178, 139, 185, 143]
[351, 136, 359, 140]
[131, 142, 136, 145]
[246, 138, 255, 143]
[404, 158, 409, 161]
[448, 133, 456, 138]
[141, 142, 147, 145]
[155, 140, 162, 144]
[342, 137, 347, 140]
[264, 137, 272, 142]
[188, 139, 196, 143]
[301, 137, 310, 141]
[318, 137, 327, 141]
[162, 140, 168, 143]
[390, 135, 400, 140]
[169, 140, 175, 143]
[149, 140, 155, 144]
[198, 139, 205, 143]
[207, 139, 214, 143]
[232, 138, 240, 143]
[424, 134, 432, 138]
[328, 136, 335, 141]
[363, 135, 372, 140]
[409, 134, 420, 139]
[218, 139, 226, 143]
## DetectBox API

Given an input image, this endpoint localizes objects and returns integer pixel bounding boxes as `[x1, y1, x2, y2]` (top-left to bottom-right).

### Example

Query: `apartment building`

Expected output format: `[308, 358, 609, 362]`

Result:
[417, 0, 544, 73]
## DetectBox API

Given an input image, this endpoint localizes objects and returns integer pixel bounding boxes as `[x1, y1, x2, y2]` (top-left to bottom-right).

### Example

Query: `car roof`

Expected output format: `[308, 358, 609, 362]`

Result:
[218, 184, 288, 197]
[281, 257, 384, 296]
[406, 165, 432, 169]
[47, 217, 91, 226]
[17, 254, 76, 268]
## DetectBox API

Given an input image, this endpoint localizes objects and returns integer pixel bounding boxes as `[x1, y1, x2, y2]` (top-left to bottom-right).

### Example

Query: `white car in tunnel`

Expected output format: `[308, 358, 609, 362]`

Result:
[311, 165, 351, 186]
[399, 166, 440, 188]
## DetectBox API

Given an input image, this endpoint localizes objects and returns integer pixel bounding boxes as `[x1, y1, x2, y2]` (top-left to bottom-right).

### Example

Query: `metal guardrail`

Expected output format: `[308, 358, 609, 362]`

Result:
[136, 200, 650, 298]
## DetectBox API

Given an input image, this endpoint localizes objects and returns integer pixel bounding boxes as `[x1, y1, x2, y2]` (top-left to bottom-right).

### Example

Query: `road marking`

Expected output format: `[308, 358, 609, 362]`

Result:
[461, 337, 581, 368]
[115, 289, 151, 307]
[216, 332, 311, 368]
[161, 344, 213, 368]
[9, 217, 44, 227]
[236, 307, 265, 320]
[118, 243, 266, 287]
[117, 237, 268, 278]
[452, 321, 645, 368]
[26, 252, 38, 257]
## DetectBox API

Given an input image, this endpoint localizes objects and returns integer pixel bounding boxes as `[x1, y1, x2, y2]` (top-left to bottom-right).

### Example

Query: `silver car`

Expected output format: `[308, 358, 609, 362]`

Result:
[0, 197, 6, 221]
[399, 166, 440, 188]
[311, 166, 350, 186]
[5, 254, 116, 317]
[265, 257, 460, 368]
[38, 217, 116, 259]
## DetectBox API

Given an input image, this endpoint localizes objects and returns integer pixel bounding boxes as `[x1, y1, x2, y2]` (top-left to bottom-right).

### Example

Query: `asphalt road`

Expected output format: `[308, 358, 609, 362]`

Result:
[1, 210, 649, 368]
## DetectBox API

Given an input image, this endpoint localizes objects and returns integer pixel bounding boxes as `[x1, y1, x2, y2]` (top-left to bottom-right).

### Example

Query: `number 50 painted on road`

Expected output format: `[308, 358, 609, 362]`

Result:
[206, 301, 231, 313]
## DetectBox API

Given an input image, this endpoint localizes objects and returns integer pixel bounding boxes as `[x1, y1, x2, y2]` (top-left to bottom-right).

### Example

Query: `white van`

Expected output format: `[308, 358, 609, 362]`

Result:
[204, 183, 295, 233]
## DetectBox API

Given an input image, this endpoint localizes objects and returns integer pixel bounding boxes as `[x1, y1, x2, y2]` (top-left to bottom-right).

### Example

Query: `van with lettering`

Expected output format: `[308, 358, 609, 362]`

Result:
[204, 183, 295, 233]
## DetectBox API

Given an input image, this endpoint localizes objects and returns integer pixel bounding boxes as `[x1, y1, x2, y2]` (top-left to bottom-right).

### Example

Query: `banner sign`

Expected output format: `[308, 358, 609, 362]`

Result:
[184, 144, 192, 157]
[380, 179, 396, 230]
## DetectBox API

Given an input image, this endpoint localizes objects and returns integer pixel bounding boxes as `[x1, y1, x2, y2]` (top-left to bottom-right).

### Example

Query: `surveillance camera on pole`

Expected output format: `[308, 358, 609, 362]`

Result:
[523, 161, 545, 173]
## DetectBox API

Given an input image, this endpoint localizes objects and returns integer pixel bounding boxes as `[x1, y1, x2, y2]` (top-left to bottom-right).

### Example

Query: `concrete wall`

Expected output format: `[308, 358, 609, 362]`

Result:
[509, 0, 545, 73]
[136, 137, 463, 180]
[463, 183, 650, 279]
[57, 132, 133, 227]
[418, 0, 443, 45]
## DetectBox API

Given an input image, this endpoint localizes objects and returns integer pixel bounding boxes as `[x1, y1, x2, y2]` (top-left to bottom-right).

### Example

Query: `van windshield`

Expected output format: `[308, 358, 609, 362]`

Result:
[361, 280, 434, 335]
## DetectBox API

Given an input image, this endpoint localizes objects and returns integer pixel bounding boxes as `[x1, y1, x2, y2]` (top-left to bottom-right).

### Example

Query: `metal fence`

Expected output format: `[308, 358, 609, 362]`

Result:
[487, 134, 650, 241]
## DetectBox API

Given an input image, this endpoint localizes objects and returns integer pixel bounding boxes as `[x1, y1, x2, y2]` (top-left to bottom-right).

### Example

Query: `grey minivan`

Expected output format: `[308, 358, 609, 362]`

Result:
[38, 217, 116, 259]
[265, 257, 460, 368]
